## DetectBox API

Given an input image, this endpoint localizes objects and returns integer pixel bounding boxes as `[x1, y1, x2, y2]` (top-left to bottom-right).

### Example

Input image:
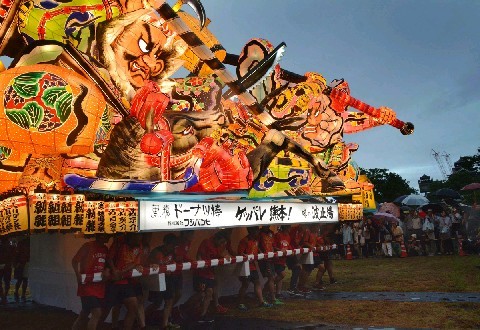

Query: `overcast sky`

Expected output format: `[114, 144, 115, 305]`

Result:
[2, 1, 478, 190]
[202, 0, 480, 189]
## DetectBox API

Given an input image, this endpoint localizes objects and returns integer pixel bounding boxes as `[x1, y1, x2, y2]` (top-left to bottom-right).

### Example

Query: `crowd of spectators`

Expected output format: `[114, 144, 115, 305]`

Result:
[332, 206, 480, 259]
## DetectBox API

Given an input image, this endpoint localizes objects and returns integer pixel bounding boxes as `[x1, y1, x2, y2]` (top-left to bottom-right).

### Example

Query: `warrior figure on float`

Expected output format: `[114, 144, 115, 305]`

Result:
[0, 0, 412, 196]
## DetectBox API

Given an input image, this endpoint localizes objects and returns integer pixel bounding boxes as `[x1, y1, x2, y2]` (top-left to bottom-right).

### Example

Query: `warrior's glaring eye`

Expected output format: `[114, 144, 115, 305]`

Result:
[138, 38, 149, 53]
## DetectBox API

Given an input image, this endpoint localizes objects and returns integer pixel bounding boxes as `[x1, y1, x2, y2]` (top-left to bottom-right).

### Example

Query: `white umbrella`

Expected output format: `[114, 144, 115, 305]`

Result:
[399, 194, 429, 206]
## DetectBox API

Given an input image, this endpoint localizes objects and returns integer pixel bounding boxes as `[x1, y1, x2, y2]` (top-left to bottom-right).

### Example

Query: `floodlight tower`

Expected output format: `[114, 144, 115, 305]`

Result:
[442, 152, 453, 174]
[432, 149, 448, 180]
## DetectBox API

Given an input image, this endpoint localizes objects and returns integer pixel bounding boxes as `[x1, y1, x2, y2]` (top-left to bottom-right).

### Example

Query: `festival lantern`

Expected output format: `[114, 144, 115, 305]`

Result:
[125, 201, 139, 233]
[338, 203, 363, 221]
[82, 200, 97, 235]
[103, 199, 139, 234]
[8, 194, 29, 234]
[104, 200, 118, 234]
[46, 190, 61, 230]
[80, 199, 108, 234]
[96, 201, 106, 234]
[1, 197, 15, 235]
[29, 188, 47, 231]
[117, 202, 128, 233]
[71, 194, 86, 230]
[59, 194, 73, 230]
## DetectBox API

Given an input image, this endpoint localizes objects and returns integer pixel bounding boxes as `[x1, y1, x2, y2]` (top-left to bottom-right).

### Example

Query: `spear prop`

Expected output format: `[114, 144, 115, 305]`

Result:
[274, 69, 414, 135]
[221, 55, 414, 136]
[322, 85, 414, 135]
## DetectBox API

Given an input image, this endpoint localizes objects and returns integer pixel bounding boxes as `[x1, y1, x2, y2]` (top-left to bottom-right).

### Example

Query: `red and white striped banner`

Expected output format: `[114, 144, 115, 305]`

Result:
[81, 245, 337, 284]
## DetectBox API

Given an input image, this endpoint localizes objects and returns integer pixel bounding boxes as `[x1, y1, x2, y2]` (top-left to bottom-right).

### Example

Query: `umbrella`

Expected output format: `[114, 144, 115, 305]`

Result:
[461, 183, 480, 191]
[461, 183, 480, 204]
[419, 203, 448, 214]
[379, 203, 400, 217]
[393, 195, 408, 205]
[433, 188, 462, 200]
[372, 212, 400, 225]
[397, 194, 429, 206]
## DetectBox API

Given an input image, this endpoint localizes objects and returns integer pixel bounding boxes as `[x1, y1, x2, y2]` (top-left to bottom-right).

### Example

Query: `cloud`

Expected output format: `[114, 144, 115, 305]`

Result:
[427, 66, 480, 114]
[390, 164, 436, 176]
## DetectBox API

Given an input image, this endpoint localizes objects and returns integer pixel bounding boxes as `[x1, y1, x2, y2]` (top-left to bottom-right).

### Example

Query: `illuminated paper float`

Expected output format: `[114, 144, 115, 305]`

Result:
[0, 0, 416, 237]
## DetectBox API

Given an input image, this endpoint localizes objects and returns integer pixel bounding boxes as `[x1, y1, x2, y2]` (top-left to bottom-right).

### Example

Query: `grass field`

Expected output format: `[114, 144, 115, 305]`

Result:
[1, 255, 479, 329]
[221, 255, 480, 329]
[308, 255, 480, 292]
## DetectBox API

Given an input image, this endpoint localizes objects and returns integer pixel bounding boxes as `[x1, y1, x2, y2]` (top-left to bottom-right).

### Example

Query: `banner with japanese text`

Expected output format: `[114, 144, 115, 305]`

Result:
[10, 195, 29, 233]
[338, 203, 363, 221]
[105, 201, 118, 234]
[46, 193, 61, 230]
[139, 201, 338, 231]
[0, 196, 29, 235]
[29, 193, 47, 231]
[71, 194, 86, 229]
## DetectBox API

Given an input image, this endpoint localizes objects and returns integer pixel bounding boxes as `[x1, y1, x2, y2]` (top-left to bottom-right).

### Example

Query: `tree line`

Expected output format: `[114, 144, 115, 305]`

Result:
[361, 147, 480, 204]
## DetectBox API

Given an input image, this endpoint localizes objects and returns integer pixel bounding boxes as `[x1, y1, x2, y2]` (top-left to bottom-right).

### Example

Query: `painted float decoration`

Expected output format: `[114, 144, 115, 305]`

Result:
[0, 0, 413, 235]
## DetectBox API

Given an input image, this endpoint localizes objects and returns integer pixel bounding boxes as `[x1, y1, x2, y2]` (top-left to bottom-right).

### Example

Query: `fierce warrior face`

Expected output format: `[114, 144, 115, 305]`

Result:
[112, 22, 168, 89]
